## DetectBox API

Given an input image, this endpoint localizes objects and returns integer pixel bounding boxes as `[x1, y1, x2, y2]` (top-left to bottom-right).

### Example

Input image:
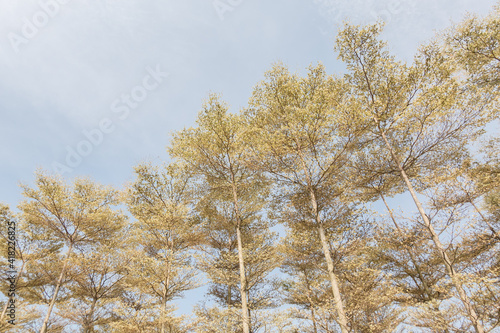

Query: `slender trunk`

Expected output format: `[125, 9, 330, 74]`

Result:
[294, 142, 349, 332]
[40, 242, 73, 333]
[236, 226, 250, 333]
[248, 307, 252, 332]
[83, 297, 98, 333]
[161, 249, 172, 333]
[0, 260, 25, 321]
[317, 223, 349, 333]
[310, 307, 318, 333]
[379, 130, 484, 333]
[227, 285, 232, 307]
[231, 182, 250, 333]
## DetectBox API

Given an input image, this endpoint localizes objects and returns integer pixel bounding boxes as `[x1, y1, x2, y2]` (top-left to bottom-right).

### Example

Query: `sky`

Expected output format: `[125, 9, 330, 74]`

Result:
[0, 0, 498, 318]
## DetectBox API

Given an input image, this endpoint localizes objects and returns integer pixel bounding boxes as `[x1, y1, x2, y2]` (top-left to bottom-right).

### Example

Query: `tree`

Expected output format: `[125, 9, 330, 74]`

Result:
[59, 242, 128, 332]
[446, 3, 500, 92]
[125, 163, 201, 333]
[335, 22, 496, 333]
[169, 95, 270, 333]
[195, 194, 280, 331]
[469, 138, 500, 235]
[374, 216, 454, 331]
[419, 143, 500, 330]
[279, 196, 401, 333]
[351, 173, 453, 330]
[279, 217, 337, 333]
[18, 173, 126, 333]
[246, 63, 360, 333]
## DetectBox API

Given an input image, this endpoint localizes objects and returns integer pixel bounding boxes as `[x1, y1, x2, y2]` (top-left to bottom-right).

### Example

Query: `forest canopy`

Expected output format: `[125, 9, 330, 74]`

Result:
[1, 4, 499, 333]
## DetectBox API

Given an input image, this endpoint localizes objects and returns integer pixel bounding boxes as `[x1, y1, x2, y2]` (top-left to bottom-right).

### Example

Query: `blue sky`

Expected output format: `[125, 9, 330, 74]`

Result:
[0, 0, 497, 318]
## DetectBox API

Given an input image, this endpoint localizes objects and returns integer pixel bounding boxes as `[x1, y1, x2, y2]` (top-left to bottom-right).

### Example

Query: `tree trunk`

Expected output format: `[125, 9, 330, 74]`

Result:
[295, 142, 349, 333]
[231, 182, 250, 333]
[227, 285, 232, 307]
[83, 297, 98, 333]
[317, 223, 349, 333]
[379, 130, 484, 333]
[310, 307, 318, 333]
[40, 242, 73, 333]
[236, 226, 250, 333]
[161, 249, 172, 333]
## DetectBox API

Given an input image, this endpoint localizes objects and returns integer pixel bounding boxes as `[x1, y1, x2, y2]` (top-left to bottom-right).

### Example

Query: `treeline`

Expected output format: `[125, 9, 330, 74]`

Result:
[1, 5, 499, 333]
